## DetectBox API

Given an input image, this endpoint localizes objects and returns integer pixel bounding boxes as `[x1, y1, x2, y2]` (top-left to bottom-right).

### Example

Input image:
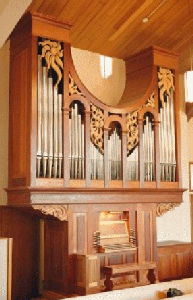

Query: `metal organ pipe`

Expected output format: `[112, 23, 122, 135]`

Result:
[69, 102, 85, 179]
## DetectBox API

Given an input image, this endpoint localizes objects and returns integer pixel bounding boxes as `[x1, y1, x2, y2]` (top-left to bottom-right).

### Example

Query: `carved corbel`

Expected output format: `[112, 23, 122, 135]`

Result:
[32, 205, 68, 221]
[156, 203, 180, 217]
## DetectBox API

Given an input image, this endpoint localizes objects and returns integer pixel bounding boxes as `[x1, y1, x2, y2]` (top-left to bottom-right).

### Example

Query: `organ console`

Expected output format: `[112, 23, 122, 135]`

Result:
[6, 11, 185, 299]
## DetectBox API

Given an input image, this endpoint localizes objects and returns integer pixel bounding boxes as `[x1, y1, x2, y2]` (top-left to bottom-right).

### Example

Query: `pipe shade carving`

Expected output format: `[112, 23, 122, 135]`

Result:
[39, 40, 63, 87]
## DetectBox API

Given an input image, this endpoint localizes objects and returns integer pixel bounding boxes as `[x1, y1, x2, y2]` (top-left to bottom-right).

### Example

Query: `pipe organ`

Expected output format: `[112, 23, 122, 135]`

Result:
[7, 12, 185, 299]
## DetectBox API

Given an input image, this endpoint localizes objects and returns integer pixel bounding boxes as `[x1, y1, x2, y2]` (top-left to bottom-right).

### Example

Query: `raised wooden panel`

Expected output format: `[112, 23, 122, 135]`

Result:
[9, 38, 32, 188]
[157, 243, 193, 282]
[0, 206, 39, 300]
[44, 219, 68, 294]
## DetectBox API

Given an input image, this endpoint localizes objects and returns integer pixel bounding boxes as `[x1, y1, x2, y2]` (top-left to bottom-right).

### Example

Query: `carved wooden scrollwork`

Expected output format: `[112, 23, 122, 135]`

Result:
[39, 40, 63, 87]
[144, 93, 155, 108]
[158, 67, 174, 107]
[69, 73, 84, 97]
[156, 203, 180, 217]
[126, 110, 138, 155]
[32, 205, 68, 221]
[90, 103, 104, 154]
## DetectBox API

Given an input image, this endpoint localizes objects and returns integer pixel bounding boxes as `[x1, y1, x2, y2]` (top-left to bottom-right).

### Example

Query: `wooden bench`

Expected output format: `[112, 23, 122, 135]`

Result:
[103, 262, 156, 291]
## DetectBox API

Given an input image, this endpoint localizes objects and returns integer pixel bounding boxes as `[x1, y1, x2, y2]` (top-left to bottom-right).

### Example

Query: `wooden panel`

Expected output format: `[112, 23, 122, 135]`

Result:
[157, 243, 193, 282]
[44, 219, 68, 294]
[0, 206, 39, 300]
[9, 48, 29, 186]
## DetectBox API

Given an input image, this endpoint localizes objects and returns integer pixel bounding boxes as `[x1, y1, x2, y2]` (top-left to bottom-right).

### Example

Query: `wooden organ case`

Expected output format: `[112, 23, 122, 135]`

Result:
[6, 12, 185, 298]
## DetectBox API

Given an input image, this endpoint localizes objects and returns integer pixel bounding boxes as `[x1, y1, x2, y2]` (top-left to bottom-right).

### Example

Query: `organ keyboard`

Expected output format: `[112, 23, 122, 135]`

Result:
[94, 212, 136, 253]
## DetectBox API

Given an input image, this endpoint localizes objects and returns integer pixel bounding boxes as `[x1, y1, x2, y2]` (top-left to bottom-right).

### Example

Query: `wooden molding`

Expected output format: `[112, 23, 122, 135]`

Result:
[32, 205, 68, 221]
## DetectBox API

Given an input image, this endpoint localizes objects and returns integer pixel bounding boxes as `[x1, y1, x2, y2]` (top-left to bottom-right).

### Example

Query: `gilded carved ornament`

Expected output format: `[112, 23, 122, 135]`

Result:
[144, 93, 155, 108]
[89, 92, 155, 155]
[90, 103, 104, 154]
[39, 40, 63, 87]
[69, 73, 84, 97]
[32, 205, 68, 221]
[158, 67, 174, 107]
[126, 110, 139, 155]
[156, 203, 180, 217]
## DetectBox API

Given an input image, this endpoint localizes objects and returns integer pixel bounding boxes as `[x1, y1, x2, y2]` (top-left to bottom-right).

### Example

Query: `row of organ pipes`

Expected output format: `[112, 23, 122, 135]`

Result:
[36, 42, 176, 182]
[159, 91, 176, 182]
[143, 113, 155, 181]
[69, 103, 85, 179]
[37, 54, 63, 178]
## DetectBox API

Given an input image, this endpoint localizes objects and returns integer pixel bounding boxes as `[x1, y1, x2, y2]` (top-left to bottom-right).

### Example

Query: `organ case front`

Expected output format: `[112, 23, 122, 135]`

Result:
[6, 12, 184, 298]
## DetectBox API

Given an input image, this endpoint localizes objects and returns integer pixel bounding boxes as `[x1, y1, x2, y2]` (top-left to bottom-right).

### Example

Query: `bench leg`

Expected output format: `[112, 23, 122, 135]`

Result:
[147, 269, 157, 284]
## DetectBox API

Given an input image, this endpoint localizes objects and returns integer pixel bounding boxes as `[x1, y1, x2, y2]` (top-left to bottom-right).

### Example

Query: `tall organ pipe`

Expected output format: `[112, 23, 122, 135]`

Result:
[70, 102, 85, 179]
[58, 94, 63, 178]
[37, 49, 63, 179]
[48, 75, 53, 178]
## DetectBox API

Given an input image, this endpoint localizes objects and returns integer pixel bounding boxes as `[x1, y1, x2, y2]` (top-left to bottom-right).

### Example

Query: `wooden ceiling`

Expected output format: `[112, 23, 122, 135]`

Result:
[29, 0, 193, 73]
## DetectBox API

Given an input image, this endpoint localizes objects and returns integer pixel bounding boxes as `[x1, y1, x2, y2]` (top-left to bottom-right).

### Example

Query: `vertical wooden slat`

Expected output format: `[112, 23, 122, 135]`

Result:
[104, 128, 109, 188]
[30, 35, 38, 185]
[138, 119, 144, 187]
[85, 110, 91, 187]
[174, 69, 181, 185]
[122, 132, 127, 188]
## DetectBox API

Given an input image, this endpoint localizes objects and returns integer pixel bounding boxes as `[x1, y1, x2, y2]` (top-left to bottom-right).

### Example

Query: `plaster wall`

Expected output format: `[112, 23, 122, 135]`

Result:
[71, 47, 126, 106]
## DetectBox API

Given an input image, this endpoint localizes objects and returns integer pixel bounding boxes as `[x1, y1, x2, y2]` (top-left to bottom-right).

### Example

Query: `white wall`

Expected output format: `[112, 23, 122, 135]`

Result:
[157, 74, 191, 243]
[0, 41, 9, 205]
[71, 47, 126, 106]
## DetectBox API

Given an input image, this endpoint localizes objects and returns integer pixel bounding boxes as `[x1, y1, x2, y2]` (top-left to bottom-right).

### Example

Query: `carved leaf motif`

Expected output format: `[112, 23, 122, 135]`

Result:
[69, 73, 84, 96]
[158, 67, 174, 107]
[156, 203, 180, 217]
[90, 103, 104, 154]
[39, 40, 63, 87]
[32, 205, 67, 221]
